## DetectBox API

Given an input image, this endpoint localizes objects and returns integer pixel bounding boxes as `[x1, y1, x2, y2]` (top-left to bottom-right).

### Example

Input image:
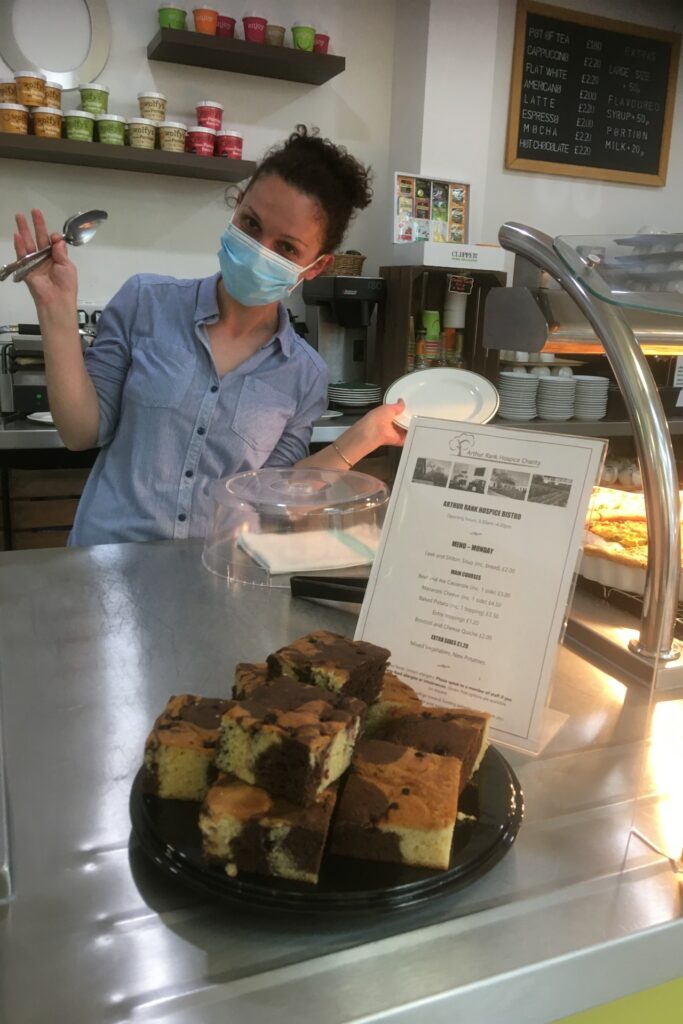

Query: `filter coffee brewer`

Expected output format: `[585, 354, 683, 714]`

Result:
[302, 276, 385, 384]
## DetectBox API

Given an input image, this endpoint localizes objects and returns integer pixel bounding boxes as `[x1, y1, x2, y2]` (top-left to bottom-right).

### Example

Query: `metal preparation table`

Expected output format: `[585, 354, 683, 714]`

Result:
[0, 540, 680, 1024]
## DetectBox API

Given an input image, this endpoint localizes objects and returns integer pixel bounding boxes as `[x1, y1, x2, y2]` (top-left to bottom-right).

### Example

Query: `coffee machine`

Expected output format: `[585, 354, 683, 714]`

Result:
[302, 276, 385, 383]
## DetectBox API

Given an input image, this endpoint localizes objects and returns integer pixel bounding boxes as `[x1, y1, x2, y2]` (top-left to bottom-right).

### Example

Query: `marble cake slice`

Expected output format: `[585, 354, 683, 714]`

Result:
[378, 706, 490, 790]
[143, 694, 232, 801]
[362, 671, 422, 738]
[330, 739, 460, 870]
[199, 771, 338, 884]
[266, 630, 390, 704]
[233, 662, 269, 699]
[215, 678, 365, 806]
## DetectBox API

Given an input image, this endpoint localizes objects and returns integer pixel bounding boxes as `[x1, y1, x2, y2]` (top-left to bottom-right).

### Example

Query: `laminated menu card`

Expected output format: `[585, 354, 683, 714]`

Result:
[355, 418, 605, 752]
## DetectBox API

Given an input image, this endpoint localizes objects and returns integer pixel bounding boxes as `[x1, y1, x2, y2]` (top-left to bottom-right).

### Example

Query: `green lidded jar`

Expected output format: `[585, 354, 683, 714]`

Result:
[97, 113, 126, 145]
[79, 82, 109, 115]
[64, 108, 96, 142]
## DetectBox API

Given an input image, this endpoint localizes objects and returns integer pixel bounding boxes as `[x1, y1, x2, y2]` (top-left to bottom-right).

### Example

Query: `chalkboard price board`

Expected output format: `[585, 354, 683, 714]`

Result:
[506, 1, 680, 186]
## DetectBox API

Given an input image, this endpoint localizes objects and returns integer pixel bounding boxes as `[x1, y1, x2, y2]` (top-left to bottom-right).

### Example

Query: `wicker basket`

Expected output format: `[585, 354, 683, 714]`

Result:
[322, 251, 366, 276]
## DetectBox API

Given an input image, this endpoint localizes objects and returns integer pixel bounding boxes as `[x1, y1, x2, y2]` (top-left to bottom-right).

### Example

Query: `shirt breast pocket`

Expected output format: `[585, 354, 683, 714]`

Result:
[232, 377, 296, 453]
[125, 342, 196, 409]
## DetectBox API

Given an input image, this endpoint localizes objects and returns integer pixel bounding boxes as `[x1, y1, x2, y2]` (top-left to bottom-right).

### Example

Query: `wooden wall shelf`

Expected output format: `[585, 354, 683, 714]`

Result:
[147, 28, 345, 85]
[0, 133, 255, 182]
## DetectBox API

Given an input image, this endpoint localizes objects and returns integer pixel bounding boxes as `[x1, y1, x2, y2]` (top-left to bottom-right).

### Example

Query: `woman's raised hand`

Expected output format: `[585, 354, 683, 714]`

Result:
[13, 208, 78, 311]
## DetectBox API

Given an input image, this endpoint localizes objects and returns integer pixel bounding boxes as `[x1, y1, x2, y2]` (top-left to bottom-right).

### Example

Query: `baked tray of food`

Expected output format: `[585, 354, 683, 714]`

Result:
[130, 630, 523, 914]
[130, 745, 522, 913]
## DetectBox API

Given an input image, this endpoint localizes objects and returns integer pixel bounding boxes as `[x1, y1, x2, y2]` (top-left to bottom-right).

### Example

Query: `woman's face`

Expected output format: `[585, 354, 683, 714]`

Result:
[234, 173, 332, 277]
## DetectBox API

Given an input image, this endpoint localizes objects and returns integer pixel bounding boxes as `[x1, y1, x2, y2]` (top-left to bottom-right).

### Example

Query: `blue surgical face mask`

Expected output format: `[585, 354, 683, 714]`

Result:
[218, 219, 321, 307]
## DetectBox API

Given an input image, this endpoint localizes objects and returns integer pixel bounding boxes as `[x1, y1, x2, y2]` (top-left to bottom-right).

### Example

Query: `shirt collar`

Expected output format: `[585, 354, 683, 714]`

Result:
[195, 272, 293, 357]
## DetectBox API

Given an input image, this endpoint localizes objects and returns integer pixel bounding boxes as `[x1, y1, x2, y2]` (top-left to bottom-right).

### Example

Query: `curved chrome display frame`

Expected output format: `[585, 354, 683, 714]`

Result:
[499, 221, 680, 661]
[0, 0, 111, 90]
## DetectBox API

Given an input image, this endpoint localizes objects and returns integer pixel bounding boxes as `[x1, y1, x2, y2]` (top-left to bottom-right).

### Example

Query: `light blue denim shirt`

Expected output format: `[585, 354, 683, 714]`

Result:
[69, 272, 328, 546]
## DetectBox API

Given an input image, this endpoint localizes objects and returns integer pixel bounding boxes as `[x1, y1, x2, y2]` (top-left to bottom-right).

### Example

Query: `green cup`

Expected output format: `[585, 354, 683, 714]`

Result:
[421, 309, 441, 341]
[158, 5, 187, 29]
[291, 23, 315, 50]
[97, 114, 126, 145]
[64, 109, 95, 142]
[79, 82, 109, 115]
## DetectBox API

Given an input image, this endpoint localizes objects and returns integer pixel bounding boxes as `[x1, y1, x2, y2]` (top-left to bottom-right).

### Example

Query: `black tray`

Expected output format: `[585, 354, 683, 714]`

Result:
[130, 746, 523, 913]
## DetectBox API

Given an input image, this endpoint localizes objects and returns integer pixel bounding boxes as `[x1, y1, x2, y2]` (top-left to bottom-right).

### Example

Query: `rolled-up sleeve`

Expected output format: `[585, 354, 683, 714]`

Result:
[264, 363, 328, 467]
[83, 276, 139, 446]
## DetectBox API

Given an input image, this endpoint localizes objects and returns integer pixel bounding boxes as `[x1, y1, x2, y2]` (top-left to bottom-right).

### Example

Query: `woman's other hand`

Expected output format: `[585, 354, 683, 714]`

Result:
[13, 208, 78, 311]
[356, 399, 407, 448]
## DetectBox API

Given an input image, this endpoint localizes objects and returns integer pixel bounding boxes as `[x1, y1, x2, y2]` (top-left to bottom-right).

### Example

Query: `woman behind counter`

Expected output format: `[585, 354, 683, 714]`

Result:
[13, 125, 405, 546]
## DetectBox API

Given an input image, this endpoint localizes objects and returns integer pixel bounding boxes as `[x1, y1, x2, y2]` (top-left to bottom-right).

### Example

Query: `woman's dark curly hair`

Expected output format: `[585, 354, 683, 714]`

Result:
[244, 125, 373, 253]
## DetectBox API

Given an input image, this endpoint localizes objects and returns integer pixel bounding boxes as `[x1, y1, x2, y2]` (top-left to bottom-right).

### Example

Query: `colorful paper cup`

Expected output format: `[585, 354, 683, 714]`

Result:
[193, 6, 218, 33]
[243, 15, 267, 42]
[158, 4, 187, 28]
[314, 32, 330, 54]
[291, 23, 315, 50]
[216, 14, 236, 36]
[265, 24, 285, 46]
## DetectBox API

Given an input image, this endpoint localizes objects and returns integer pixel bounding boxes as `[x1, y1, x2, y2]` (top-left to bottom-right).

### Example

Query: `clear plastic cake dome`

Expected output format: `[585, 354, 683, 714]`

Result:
[202, 467, 389, 587]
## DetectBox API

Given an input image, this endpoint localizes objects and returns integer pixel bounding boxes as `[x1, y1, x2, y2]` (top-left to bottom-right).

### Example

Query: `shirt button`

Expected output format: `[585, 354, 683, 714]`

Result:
[178, 513, 187, 522]
[210, 385, 218, 393]
[197, 427, 206, 436]
[185, 469, 194, 478]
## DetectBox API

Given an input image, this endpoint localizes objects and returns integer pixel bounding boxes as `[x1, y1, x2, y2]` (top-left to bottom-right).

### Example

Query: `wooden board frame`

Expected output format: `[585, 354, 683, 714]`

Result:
[505, 0, 680, 186]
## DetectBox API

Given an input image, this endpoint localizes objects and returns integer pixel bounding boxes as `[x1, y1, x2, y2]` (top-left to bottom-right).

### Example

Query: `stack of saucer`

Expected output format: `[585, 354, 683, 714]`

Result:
[537, 376, 577, 421]
[574, 376, 610, 420]
[497, 370, 539, 420]
[328, 382, 382, 408]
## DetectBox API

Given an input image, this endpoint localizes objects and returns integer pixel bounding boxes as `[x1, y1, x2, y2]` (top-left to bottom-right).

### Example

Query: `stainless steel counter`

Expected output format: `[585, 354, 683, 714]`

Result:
[0, 541, 681, 1024]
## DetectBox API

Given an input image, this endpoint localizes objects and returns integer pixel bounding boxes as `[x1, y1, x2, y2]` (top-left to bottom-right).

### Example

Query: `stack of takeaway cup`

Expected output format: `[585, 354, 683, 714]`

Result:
[497, 370, 539, 421]
[573, 375, 610, 420]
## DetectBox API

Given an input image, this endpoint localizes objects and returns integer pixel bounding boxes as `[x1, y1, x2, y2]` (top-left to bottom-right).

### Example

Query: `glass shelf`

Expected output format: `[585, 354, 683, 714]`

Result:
[554, 233, 683, 317]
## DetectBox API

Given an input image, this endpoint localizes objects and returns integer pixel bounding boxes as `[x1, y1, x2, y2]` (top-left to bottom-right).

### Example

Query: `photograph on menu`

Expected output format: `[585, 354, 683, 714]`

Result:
[487, 468, 530, 502]
[527, 474, 573, 508]
[448, 462, 488, 494]
[412, 457, 452, 488]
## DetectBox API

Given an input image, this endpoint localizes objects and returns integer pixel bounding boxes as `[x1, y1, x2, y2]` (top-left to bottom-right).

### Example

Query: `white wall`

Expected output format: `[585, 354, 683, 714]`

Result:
[388, 0, 683, 251]
[0, 0, 397, 322]
[483, 0, 683, 241]
[3, 0, 683, 326]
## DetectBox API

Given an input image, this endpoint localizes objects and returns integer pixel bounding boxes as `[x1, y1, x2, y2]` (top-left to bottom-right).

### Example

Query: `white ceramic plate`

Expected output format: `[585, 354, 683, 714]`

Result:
[26, 411, 54, 424]
[384, 368, 499, 429]
[318, 410, 344, 420]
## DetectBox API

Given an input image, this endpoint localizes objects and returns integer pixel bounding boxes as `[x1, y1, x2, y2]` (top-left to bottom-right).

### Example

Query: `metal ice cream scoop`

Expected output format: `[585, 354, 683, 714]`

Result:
[0, 209, 108, 283]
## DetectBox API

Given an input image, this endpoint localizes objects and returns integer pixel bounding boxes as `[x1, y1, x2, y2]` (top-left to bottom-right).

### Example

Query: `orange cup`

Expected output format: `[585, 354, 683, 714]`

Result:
[193, 6, 218, 33]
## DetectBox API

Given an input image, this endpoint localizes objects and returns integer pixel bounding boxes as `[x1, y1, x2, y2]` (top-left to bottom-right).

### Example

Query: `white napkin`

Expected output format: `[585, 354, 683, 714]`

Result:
[237, 523, 381, 574]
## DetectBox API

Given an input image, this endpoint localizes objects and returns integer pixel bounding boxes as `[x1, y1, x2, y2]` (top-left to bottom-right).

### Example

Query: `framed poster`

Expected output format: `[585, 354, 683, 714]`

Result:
[505, 0, 680, 186]
[394, 173, 470, 244]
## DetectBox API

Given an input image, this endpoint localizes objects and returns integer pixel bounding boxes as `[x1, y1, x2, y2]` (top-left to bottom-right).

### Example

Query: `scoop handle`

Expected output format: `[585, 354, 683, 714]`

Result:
[0, 241, 56, 283]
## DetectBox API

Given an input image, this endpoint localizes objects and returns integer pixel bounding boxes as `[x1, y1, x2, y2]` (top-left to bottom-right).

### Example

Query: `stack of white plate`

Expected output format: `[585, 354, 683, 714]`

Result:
[574, 376, 610, 420]
[537, 376, 577, 421]
[328, 382, 383, 408]
[497, 370, 539, 420]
